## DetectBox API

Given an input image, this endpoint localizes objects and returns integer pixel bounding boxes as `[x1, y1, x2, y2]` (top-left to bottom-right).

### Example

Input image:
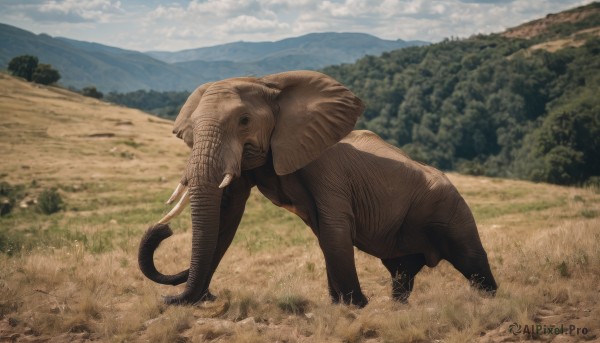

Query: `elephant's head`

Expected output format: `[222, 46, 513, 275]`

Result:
[152, 71, 363, 304]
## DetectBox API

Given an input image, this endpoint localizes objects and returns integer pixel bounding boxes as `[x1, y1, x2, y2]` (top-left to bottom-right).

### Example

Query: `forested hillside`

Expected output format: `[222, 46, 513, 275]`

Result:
[323, 3, 600, 185]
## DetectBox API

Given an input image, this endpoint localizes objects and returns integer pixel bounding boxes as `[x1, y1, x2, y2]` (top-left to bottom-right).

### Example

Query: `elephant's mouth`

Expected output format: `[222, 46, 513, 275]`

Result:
[157, 174, 233, 225]
[242, 143, 267, 170]
[173, 128, 184, 139]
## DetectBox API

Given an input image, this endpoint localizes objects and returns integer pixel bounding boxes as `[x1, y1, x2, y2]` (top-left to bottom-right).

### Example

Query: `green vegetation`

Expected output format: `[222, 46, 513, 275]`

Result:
[105, 89, 190, 119]
[0, 182, 169, 255]
[37, 188, 64, 214]
[8, 55, 61, 85]
[323, 32, 600, 185]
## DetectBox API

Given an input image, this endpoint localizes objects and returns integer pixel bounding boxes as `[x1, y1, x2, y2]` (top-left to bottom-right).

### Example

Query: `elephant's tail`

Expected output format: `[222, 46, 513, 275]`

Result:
[138, 223, 188, 286]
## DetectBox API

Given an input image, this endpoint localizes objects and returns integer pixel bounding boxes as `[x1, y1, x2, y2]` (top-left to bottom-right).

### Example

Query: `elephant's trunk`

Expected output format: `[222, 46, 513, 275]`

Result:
[138, 223, 189, 285]
[162, 124, 225, 304]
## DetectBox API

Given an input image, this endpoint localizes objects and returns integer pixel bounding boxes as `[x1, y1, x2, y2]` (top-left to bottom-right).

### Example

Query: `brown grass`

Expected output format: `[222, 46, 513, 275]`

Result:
[1, 74, 599, 342]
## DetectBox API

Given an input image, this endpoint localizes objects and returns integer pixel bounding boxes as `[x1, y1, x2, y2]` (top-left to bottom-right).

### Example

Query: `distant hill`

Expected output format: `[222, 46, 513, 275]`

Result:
[147, 32, 427, 64]
[0, 25, 424, 92]
[322, 2, 600, 186]
[0, 23, 200, 92]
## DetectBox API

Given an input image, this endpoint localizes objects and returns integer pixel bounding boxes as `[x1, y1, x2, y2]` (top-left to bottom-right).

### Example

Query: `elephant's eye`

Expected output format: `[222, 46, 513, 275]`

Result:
[240, 115, 250, 126]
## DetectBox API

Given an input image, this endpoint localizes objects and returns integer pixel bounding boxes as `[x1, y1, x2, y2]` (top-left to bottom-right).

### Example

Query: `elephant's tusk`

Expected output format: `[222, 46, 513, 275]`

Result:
[158, 190, 190, 224]
[218, 173, 233, 189]
[166, 183, 187, 205]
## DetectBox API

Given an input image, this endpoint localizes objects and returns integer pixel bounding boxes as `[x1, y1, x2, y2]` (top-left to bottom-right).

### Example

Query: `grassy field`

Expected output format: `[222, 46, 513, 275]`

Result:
[1, 73, 599, 342]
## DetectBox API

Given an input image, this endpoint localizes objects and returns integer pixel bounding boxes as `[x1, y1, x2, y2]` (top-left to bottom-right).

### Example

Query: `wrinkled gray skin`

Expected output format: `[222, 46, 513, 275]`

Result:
[138, 70, 497, 307]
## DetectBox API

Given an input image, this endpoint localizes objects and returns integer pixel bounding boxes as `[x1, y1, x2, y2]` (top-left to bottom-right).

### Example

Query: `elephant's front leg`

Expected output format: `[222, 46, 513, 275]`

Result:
[318, 214, 368, 308]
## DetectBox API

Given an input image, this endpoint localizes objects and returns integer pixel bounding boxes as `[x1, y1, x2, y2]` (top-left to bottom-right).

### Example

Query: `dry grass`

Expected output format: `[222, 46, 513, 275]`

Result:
[1, 74, 599, 342]
[527, 26, 600, 53]
[501, 5, 600, 39]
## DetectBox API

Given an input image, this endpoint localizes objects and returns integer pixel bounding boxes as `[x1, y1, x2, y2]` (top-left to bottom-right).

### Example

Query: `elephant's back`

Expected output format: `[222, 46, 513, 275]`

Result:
[340, 130, 443, 178]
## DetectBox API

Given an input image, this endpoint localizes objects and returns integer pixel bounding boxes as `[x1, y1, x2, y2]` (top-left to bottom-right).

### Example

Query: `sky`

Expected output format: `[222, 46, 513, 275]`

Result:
[0, 0, 595, 52]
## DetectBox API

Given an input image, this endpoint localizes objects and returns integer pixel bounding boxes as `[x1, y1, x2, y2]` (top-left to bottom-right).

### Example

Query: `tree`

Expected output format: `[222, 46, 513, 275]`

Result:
[7, 55, 38, 81]
[82, 86, 103, 99]
[31, 64, 61, 85]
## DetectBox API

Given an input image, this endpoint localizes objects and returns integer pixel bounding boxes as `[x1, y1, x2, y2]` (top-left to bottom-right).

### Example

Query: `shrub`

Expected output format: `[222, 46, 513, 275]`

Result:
[37, 188, 64, 214]
[0, 182, 25, 217]
[82, 86, 103, 99]
[31, 64, 61, 85]
[456, 160, 486, 176]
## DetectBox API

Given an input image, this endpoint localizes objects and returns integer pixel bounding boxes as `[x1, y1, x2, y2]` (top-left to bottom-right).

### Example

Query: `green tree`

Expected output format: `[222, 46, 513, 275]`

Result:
[7, 55, 38, 81]
[31, 64, 61, 85]
[529, 105, 600, 184]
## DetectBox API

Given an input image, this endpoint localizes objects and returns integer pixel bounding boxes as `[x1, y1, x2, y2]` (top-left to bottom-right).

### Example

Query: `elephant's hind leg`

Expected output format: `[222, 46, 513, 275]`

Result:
[381, 254, 426, 303]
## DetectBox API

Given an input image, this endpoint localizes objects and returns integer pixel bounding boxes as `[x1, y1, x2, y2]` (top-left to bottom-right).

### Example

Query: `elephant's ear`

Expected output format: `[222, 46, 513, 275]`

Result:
[261, 71, 363, 175]
[173, 82, 213, 148]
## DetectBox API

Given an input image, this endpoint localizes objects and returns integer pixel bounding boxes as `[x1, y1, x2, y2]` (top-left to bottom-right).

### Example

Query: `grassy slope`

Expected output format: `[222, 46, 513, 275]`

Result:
[0, 74, 599, 342]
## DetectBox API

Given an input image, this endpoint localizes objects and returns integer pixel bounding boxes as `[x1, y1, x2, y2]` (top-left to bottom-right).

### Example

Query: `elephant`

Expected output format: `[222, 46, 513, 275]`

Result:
[138, 70, 497, 307]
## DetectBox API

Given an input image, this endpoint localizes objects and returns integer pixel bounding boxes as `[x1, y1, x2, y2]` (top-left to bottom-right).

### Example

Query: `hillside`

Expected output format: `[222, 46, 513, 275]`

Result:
[147, 32, 427, 64]
[0, 25, 423, 92]
[0, 73, 187, 187]
[1, 74, 599, 342]
[502, 2, 600, 39]
[323, 2, 600, 186]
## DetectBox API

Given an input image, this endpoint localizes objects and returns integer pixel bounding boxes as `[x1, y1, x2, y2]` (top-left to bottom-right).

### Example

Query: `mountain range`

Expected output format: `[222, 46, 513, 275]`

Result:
[146, 32, 426, 64]
[0, 24, 425, 92]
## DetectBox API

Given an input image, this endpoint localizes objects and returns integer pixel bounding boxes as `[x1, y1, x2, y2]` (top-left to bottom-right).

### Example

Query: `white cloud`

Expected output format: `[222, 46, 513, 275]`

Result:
[19, 0, 122, 23]
[223, 15, 289, 33]
[148, 4, 186, 21]
[0, 0, 596, 51]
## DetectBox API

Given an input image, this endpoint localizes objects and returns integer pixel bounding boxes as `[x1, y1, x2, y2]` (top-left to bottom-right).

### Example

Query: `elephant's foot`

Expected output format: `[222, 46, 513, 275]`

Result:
[331, 291, 369, 308]
[162, 289, 216, 305]
[382, 254, 425, 305]
[390, 274, 412, 304]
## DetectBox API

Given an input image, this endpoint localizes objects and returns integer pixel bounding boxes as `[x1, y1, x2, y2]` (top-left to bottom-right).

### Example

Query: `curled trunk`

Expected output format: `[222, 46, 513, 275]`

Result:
[138, 223, 189, 285]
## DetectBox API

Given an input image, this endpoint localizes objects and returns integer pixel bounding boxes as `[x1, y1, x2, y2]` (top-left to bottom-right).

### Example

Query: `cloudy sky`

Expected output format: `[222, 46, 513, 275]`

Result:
[0, 0, 594, 52]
